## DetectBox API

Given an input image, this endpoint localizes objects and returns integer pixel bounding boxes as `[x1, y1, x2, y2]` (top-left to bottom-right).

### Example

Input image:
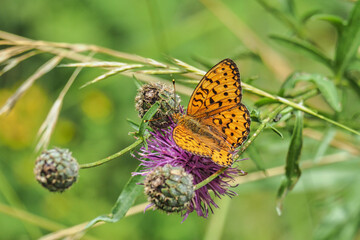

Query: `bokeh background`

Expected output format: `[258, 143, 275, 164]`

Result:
[1, 0, 360, 239]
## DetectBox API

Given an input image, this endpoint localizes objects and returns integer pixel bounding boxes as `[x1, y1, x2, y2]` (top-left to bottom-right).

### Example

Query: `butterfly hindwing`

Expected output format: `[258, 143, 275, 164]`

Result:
[173, 124, 212, 157]
[173, 124, 234, 167]
[201, 103, 251, 149]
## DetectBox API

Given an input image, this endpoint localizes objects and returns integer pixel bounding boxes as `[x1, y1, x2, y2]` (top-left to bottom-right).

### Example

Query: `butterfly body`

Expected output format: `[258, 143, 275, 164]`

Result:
[172, 59, 250, 167]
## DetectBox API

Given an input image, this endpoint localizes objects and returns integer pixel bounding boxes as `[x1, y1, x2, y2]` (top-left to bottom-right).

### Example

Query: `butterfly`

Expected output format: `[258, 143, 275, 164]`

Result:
[172, 59, 251, 167]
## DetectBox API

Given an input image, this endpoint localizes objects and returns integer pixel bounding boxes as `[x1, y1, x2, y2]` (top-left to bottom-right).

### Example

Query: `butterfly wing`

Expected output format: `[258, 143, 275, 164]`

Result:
[186, 58, 242, 118]
[200, 103, 251, 149]
[173, 124, 234, 166]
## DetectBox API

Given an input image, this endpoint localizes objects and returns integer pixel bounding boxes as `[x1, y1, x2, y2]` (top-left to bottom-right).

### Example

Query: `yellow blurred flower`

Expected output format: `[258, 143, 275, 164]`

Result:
[81, 90, 113, 122]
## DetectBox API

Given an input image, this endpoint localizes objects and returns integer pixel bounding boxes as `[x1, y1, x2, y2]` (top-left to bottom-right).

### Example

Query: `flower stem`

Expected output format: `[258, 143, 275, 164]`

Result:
[80, 138, 144, 169]
[195, 167, 227, 190]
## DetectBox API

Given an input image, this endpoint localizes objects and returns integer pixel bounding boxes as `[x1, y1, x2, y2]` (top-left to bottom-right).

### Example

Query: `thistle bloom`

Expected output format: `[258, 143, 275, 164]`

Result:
[136, 122, 243, 220]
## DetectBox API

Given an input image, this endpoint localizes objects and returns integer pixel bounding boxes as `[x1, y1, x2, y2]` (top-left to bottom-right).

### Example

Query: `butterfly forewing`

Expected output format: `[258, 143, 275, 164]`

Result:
[186, 59, 242, 117]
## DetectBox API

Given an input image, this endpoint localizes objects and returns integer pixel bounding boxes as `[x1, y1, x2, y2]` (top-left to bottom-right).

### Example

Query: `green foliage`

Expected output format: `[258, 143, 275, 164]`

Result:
[281, 72, 341, 111]
[86, 165, 144, 228]
[276, 110, 303, 215]
[334, 1, 360, 79]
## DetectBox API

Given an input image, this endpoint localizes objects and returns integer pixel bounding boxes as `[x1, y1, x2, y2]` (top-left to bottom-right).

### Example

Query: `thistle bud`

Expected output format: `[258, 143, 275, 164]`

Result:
[135, 82, 180, 129]
[144, 164, 195, 213]
[34, 148, 79, 192]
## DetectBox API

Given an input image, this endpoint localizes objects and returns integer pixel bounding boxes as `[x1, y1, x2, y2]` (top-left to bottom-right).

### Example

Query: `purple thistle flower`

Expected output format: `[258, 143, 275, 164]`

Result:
[136, 122, 244, 220]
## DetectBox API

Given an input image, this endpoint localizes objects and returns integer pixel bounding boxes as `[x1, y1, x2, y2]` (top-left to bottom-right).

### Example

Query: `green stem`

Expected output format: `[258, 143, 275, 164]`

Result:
[195, 88, 320, 188]
[80, 139, 144, 169]
[195, 168, 227, 190]
[243, 83, 360, 136]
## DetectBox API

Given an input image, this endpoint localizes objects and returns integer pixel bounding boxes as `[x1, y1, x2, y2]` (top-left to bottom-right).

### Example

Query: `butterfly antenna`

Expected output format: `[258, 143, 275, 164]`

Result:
[172, 77, 179, 112]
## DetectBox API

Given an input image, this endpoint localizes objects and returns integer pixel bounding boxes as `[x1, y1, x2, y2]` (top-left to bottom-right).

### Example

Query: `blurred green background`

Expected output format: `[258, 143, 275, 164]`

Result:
[1, 0, 360, 239]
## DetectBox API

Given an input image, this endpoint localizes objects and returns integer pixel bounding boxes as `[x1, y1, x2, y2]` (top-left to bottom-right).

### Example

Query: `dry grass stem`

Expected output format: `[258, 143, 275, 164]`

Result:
[0, 45, 33, 63]
[0, 50, 40, 77]
[172, 58, 206, 75]
[80, 64, 144, 88]
[303, 128, 360, 155]
[36, 52, 95, 151]
[0, 55, 63, 115]
[60, 61, 130, 68]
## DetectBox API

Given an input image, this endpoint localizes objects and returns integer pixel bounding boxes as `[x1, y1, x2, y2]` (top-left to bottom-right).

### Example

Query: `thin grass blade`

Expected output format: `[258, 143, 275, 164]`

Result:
[0, 50, 39, 77]
[0, 55, 63, 115]
[80, 64, 143, 88]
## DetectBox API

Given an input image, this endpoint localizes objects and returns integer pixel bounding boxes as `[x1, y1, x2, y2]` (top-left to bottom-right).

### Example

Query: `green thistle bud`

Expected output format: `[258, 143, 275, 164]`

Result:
[34, 148, 79, 192]
[135, 82, 180, 129]
[144, 164, 195, 213]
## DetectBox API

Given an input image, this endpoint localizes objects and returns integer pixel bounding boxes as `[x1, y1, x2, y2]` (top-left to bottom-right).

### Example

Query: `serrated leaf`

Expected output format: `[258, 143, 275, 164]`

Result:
[334, 1, 360, 78]
[276, 110, 303, 215]
[281, 72, 341, 112]
[270, 34, 333, 68]
[85, 165, 144, 229]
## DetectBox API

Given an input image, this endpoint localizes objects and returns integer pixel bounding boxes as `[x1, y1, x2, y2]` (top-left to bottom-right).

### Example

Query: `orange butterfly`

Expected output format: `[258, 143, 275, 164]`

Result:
[172, 59, 251, 166]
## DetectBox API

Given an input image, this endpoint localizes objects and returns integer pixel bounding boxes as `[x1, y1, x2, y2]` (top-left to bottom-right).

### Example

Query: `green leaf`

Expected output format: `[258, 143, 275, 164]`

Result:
[276, 110, 303, 215]
[136, 101, 160, 138]
[281, 72, 342, 112]
[85, 165, 144, 229]
[250, 109, 262, 123]
[254, 97, 278, 107]
[300, 9, 321, 24]
[127, 119, 140, 132]
[334, 1, 360, 78]
[345, 70, 360, 99]
[268, 125, 283, 138]
[270, 34, 333, 68]
[311, 13, 346, 33]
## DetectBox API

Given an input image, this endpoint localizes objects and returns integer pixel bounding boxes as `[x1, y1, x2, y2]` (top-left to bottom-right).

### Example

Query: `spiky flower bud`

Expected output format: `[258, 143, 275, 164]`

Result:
[144, 164, 195, 213]
[135, 82, 180, 129]
[34, 148, 79, 192]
